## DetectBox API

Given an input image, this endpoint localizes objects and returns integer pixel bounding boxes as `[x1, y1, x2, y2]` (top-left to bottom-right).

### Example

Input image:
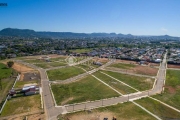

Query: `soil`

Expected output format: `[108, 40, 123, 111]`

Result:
[115, 59, 137, 64]
[164, 86, 176, 94]
[64, 111, 115, 120]
[92, 58, 109, 63]
[133, 65, 158, 76]
[107, 65, 158, 76]
[12, 63, 35, 72]
[167, 64, 180, 69]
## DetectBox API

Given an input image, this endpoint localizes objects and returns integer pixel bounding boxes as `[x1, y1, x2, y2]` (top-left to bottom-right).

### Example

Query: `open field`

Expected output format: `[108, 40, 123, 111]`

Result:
[0, 94, 41, 117]
[167, 64, 180, 69]
[0, 63, 16, 103]
[12, 62, 35, 73]
[14, 80, 39, 88]
[47, 66, 85, 81]
[51, 75, 119, 105]
[136, 97, 180, 119]
[59, 102, 156, 120]
[109, 62, 136, 69]
[92, 57, 109, 64]
[35, 62, 67, 69]
[0, 63, 13, 79]
[102, 70, 154, 91]
[70, 48, 93, 53]
[93, 71, 137, 94]
[76, 64, 94, 71]
[153, 70, 180, 110]
[107, 62, 158, 76]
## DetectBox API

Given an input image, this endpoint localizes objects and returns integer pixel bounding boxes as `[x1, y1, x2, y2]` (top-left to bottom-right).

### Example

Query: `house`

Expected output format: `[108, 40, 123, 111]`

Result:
[24, 88, 39, 96]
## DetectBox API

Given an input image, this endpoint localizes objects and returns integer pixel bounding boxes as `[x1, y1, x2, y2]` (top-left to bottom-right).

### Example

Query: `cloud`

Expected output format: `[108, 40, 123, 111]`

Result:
[161, 27, 168, 32]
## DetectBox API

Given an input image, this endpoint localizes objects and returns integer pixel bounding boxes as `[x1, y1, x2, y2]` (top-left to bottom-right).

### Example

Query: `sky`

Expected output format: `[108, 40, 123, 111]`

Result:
[1, 0, 180, 36]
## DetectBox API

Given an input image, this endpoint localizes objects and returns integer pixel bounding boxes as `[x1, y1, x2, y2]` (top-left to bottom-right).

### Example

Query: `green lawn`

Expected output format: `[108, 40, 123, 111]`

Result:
[76, 64, 93, 71]
[136, 97, 180, 119]
[35, 62, 66, 69]
[0, 94, 41, 117]
[70, 48, 92, 53]
[109, 63, 136, 69]
[14, 80, 39, 88]
[153, 70, 180, 110]
[51, 75, 119, 105]
[93, 71, 137, 94]
[59, 102, 156, 120]
[0, 63, 15, 103]
[47, 66, 85, 81]
[0, 63, 12, 79]
[102, 70, 154, 91]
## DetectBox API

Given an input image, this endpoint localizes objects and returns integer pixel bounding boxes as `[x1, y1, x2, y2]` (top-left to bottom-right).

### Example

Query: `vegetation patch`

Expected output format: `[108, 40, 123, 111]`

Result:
[102, 70, 154, 91]
[51, 75, 119, 105]
[0, 94, 41, 117]
[109, 63, 136, 69]
[136, 97, 180, 119]
[59, 102, 156, 120]
[93, 71, 136, 94]
[47, 66, 85, 81]
[153, 70, 180, 110]
[14, 80, 39, 88]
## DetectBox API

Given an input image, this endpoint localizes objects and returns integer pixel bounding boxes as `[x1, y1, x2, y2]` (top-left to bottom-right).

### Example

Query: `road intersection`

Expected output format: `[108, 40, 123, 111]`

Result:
[15, 53, 168, 120]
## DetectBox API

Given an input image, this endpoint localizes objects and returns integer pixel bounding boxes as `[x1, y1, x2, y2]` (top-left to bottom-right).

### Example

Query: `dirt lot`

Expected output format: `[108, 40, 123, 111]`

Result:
[62, 111, 115, 120]
[92, 57, 109, 63]
[167, 64, 180, 69]
[12, 63, 35, 72]
[0, 112, 45, 120]
[115, 59, 137, 64]
[107, 65, 158, 76]
[20, 71, 40, 81]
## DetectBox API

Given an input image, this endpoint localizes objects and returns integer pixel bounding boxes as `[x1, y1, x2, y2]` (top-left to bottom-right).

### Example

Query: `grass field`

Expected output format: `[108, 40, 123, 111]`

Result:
[136, 97, 180, 119]
[35, 62, 66, 69]
[0, 63, 12, 79]
[102, 70, 154, 91]
[59, 102, 156, 120]
[76, 64, 94, 71]
[0, 94, 41, 117]
[109, 63, 136, 69]
[47, 66, 85, 81]
[93, 71, 137, 94]
[0, 63, 15, 103]
[51, 75, 119, 105]
[70, 48, 93, 53]
[14, 80, 39, 88]
[153, 70, 180, 110]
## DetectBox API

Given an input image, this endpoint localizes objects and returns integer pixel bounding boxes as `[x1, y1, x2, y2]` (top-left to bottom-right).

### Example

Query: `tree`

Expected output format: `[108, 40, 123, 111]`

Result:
[7, 61, 14, 68]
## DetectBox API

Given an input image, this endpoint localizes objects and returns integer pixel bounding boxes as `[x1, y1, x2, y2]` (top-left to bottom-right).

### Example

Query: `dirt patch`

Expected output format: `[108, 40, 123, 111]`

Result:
[164, 86, 176, 94]
[12, 63, 35, 72]
[23, 72, 40, 81]
[107, 65, 158, 76]
[92, 58, 109, 63]
[64, 111, 115, 120]
[115, 59, 137, 64]
[167, 64, 180, 69]
[149, 63, 160, 67]
[133, 65, 158, 76]
[2, 112, 45, 120]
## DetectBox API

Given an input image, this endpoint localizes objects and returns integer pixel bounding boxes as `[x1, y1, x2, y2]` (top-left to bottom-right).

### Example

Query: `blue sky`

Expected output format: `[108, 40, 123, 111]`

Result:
[1, 0, 180, 36]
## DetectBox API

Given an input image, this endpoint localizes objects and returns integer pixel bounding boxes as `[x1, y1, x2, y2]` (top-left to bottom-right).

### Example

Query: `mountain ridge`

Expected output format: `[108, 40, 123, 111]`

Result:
[0, 28, 179, 40]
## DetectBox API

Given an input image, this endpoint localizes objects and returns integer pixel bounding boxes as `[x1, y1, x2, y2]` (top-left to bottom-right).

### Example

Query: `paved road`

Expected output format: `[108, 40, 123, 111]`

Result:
[14, 53, 167, 120]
